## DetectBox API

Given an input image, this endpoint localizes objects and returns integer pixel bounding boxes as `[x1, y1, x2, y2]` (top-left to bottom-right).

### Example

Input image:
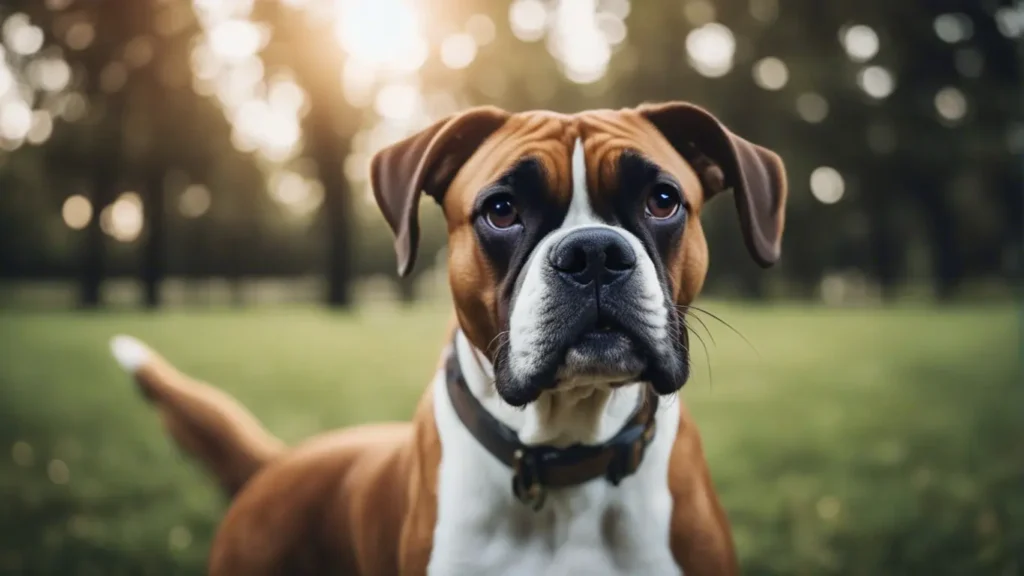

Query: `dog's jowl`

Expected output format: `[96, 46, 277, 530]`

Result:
[111, 103, 787, 575]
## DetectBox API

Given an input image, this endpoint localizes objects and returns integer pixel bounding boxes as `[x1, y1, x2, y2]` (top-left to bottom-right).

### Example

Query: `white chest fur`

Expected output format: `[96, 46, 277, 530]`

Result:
[428, 334, 683, 576]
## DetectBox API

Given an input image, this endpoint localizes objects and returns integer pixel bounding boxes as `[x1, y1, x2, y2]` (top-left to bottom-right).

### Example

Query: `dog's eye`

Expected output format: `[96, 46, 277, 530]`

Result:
[484, 194, 520, 229]
[644, 182, 682, 220]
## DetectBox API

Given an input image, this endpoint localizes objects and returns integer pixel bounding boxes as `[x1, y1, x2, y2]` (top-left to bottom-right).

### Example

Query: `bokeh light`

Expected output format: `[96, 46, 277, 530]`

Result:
[841, 25, 879, 62]
[810, 166, 845, 204]
[64, 20, 95, 50]
[683, 1, 716, 26]
[208, 20, 266, 62]
[0, 99, 32, 141]
[796, 92, 829, 123]
[934, 86, 967, 123]
[335, 0, 427, 74]
[465, 14, 496, 46]
[686, 23, 736, 78]
[749, 0, 778, 24]
[11, 441, 33, 467]
[752, 57, 788, 90]
[270, 170, 323, 216]
[47, 459, 69, 485]
[547, 0, 612, 84]
[62, 195, 93, 230]
[124, 36, 155, 68]
[179, 184, 212, 218]
[26, 110, 53, 144]
[857, 65, 895, 99]
[440, 33, 478, 70]
[995, 5, 1024, 38]
[99, 62, 128, 93]
[510, 0, 548, 43]
[374, 82, 422, 121]
[3, 14, 45, 56]
[596, 12, 627, 46]
[933, 13, 973, 43]
[101, 192, 144, 242]
[29, 57, 72, 92]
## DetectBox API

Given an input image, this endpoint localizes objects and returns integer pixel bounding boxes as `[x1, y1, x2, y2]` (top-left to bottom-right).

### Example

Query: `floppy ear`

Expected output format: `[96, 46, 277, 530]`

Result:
[370, 106, 510, 276]
[638, 102, 788, 268]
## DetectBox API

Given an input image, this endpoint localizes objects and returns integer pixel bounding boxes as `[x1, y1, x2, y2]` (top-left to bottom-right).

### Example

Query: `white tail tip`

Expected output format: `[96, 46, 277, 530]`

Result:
[110, 335, 151, 373]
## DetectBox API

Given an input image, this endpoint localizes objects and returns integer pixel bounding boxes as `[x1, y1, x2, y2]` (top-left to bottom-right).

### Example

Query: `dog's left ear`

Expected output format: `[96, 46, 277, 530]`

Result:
[370, 106, 510, 276]
[638, 102, 788, 268]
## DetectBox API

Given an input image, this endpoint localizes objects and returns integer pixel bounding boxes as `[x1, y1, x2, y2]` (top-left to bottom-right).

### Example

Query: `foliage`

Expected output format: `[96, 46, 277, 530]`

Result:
[0, 0, 1020, 305]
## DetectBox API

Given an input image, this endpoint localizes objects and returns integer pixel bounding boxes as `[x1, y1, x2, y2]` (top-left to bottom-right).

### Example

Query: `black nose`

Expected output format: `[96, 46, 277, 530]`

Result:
[549, 228, 637, 286]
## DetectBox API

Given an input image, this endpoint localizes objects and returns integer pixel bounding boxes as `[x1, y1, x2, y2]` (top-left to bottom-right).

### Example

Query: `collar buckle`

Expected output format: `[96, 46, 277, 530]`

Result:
[512, 449, 547, 510]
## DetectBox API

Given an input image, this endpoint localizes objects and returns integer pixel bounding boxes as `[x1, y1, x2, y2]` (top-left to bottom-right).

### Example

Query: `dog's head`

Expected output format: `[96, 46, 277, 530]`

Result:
[370, 103, 787, 406]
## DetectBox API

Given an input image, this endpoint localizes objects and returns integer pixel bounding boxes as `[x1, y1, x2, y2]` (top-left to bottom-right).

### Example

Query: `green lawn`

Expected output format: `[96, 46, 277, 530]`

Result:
[0, 302, 1020, 575]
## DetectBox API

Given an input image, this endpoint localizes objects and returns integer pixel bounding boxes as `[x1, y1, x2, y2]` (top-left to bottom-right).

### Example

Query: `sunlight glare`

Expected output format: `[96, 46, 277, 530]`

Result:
[441, 34, 478, 70]
[208, 20, 265, 61]
[0, 100, 32, 140]
[268, 78, 307, 115]
[548, 0, 612, 85]
[342, 60, 377, 107]
[335, 0, 427, 74]
[374, 83, 421, 121]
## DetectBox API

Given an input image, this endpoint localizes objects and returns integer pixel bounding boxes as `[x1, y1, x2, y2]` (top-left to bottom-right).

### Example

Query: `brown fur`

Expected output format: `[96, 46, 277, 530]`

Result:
[132, 104, 786, 575]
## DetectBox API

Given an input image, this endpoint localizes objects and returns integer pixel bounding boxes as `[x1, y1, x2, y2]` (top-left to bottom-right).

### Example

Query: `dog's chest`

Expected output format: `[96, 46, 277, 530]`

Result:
[428, 372, 683, 576]
[430, 483, 681, 576]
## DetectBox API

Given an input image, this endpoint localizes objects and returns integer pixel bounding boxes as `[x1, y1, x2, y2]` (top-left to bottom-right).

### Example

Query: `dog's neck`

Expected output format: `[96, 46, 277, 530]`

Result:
[454, 330, 644, 447]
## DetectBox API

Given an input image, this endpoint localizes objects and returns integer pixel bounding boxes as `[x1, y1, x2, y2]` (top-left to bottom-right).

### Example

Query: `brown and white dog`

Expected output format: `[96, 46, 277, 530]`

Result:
[110, 102, 786, 575]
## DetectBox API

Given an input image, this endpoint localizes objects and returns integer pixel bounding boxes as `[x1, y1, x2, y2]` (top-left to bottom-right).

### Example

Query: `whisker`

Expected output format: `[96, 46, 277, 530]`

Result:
[486, 330, 509, 357]
[686, 321, 714, 390]
[677, 304, 760, 358]
[681, 308, 716, 347]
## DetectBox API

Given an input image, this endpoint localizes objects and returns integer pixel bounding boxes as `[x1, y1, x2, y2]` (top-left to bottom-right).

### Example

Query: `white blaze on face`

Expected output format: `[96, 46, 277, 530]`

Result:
[505, 138, 670, 386]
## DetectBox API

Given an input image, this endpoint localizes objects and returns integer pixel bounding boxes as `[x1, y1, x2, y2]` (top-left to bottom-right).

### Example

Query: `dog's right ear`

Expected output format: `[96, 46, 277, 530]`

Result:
[370, 106, 510, 277]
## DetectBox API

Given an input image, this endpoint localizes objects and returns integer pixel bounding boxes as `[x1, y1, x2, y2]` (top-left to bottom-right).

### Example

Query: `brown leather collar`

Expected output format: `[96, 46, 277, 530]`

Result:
[445, 348, 659, 510]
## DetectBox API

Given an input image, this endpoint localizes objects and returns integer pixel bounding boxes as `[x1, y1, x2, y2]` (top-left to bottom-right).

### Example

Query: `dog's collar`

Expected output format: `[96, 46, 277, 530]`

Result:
[444, 347, 659, 510]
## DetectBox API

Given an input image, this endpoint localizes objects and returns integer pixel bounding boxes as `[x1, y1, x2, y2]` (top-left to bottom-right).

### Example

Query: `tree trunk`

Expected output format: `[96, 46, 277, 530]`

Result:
[912, 172, 962, 301]
[865, 161, 903, 302]
[306, 105, 354, 309]
[141, 168, 165, 308]
[80, 151, 118, 308]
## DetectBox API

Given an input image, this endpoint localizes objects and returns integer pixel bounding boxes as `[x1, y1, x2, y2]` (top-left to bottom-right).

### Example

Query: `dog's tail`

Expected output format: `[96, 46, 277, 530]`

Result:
[109, 335, 286, 496]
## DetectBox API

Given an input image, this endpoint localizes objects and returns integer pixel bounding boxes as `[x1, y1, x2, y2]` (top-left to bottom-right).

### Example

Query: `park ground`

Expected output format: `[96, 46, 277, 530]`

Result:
[0, 301, 1020, 575]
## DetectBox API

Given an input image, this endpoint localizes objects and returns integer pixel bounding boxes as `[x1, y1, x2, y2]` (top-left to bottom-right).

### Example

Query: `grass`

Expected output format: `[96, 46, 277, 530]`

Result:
[0, 301, 1020, 575]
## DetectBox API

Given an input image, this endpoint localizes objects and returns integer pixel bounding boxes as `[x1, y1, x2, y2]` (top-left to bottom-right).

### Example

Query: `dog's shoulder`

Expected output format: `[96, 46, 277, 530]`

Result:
[666, 401, 739, 575]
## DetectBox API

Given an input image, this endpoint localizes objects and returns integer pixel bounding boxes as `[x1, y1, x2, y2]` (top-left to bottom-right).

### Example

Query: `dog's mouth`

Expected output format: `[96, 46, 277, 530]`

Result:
[496, 287, 691, 407]
[557, 318, 646, 386]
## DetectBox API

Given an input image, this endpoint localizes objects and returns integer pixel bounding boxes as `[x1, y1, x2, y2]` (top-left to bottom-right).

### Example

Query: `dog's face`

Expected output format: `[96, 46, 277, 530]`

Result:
[371, 103, 787, 407]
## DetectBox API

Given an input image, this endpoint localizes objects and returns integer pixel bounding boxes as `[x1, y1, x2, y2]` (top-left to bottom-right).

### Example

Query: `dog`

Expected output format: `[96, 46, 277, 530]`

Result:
[110, 102, 786, 575]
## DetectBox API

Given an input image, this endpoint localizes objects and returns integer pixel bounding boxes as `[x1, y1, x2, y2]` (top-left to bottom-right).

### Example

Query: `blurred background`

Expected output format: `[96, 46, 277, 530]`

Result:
[0, 0, 1020, 574]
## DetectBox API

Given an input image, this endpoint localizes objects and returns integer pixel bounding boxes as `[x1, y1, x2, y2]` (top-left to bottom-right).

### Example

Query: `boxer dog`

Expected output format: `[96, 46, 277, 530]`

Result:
[110, 102, 786, 575]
